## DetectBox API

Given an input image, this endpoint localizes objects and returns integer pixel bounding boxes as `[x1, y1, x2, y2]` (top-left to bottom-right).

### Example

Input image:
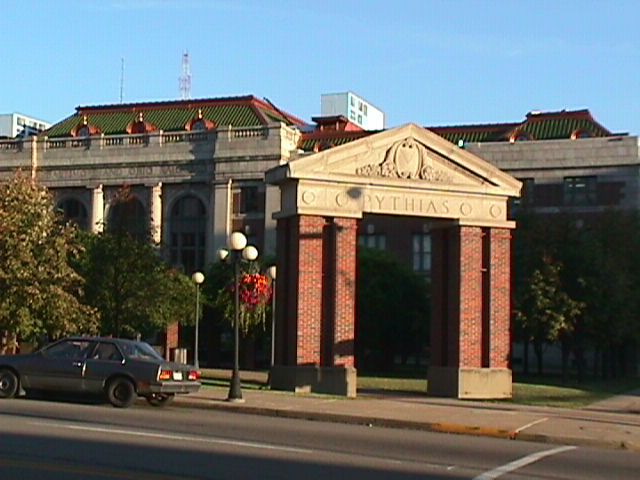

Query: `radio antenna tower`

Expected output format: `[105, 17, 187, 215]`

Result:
[179, 51, 192, 99]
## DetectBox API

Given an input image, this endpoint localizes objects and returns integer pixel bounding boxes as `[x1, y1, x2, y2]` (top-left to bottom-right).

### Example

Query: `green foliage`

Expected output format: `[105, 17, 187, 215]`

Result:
[516, 255, 584, 344]
[514, 210, 640, 378]
[75, 231, 193, 338]
[0, 173, 98, 349]
[356, 247, 429, 371]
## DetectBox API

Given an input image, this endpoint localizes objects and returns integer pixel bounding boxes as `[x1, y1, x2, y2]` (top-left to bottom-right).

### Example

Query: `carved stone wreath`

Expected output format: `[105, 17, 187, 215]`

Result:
[356, 137, 453, 183]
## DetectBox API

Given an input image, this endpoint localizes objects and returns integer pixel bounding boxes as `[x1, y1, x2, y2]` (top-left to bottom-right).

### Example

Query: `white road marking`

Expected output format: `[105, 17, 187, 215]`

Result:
[23, 418, 456, 473]
[513, 417, 549, 434]
[28, 420, 313, 454]
[473, 445, 576, 480]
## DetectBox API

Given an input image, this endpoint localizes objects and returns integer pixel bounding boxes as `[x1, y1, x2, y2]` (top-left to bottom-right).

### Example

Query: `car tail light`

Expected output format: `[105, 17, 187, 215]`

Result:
[158, 369, 172, 381]
[188, 370, 200, 381]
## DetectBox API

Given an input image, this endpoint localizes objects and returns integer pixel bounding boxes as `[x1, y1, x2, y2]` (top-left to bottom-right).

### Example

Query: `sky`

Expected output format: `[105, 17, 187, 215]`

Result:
[3, 0, 639, 134]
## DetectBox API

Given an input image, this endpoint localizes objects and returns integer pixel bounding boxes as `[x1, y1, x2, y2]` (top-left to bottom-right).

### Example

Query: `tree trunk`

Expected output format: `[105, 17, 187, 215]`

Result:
[0, 330, 17, 355]
[523, 337, 530, 375]
[560, 340, 570, 385]
[575, 345, 585, 383]
[534, 341, 544, 375]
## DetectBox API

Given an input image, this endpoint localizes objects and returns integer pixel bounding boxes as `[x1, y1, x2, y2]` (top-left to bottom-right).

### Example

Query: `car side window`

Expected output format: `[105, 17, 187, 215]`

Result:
[45, 340, 94, 360]
[93, 342, 123, 362]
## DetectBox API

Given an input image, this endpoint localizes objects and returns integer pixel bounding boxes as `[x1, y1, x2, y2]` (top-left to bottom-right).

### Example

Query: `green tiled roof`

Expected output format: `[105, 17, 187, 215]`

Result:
[298, 131, 374, 152]
[428, 124, 518, 144]
[428, 110, 613, 145]
[44, 96, 307, 138]
[298, 109, 617, 153]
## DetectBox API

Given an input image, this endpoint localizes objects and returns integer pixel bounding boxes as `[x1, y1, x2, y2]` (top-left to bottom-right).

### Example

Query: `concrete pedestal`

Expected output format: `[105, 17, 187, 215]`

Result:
[270, 365, 357, 398]
[428, 367, 512, 399]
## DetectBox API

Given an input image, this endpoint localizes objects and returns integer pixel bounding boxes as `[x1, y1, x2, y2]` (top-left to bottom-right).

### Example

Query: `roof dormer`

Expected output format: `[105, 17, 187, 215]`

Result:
[126, 112, 157, 134]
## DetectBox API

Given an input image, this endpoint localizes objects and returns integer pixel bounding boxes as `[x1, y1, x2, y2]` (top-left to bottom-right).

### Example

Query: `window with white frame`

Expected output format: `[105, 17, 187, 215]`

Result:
[412, 233, 431, 274]
[564, 176, 596, 206]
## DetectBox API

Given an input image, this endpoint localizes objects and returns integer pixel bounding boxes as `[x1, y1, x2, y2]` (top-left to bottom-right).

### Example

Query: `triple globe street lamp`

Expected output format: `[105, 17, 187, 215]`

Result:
[218, 231, 258, 403]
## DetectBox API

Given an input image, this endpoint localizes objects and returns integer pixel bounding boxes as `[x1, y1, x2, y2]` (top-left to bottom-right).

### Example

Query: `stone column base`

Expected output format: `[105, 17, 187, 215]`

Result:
[428, 367, 512, 399]
[270, 365, 357, 398]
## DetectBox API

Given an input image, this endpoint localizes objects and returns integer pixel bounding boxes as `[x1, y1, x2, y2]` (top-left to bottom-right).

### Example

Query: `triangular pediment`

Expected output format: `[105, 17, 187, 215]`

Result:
[276, 123, 521, 197]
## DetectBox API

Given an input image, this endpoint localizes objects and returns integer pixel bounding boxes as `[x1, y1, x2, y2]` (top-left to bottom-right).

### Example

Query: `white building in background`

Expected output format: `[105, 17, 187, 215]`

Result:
[321, 92, 385, 130]
[0, 113, 50, 138]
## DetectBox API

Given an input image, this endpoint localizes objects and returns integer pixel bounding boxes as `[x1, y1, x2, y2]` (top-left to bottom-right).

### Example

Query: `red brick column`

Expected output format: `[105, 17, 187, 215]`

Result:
[165, 322, 179, 361]
[331, 217, 357, 367]
[489, 228, 512, 368]
[457, 226, 484, 368]
[295, 215, 325, 365]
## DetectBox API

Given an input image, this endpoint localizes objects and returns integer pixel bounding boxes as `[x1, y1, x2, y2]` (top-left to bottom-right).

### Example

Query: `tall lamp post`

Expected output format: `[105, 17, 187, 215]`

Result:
[218, 231, 258, 403]
[191, 271, 205, 369]
[267, 265, 277, 369]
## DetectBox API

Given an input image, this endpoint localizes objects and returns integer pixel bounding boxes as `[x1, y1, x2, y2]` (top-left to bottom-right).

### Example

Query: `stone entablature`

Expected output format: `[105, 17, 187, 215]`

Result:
[281, 180, 511, 227]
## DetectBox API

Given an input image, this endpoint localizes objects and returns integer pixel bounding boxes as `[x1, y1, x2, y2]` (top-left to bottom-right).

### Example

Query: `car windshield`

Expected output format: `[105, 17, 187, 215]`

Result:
[118, 341, 164, 361]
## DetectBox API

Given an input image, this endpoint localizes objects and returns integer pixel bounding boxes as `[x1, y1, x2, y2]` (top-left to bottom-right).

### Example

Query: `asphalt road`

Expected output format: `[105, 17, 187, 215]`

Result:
[0, 397, 639, 479]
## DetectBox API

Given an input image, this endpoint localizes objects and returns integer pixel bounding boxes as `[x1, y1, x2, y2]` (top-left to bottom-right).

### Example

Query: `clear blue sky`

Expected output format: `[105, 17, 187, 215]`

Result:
[3, 0, 638, 134]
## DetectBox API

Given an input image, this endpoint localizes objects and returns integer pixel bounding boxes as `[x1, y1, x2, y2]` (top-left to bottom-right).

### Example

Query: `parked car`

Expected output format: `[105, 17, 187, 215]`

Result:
[0, 336, 201, 408]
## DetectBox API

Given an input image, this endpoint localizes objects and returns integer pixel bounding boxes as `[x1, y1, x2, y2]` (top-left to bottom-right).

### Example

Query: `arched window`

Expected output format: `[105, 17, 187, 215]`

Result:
[108, 196, 148, 241]
[57, 198, 89, 230]
[571, 129, 592, 140]
[169, 195, 206, 274]
[509, 131, 532, 143]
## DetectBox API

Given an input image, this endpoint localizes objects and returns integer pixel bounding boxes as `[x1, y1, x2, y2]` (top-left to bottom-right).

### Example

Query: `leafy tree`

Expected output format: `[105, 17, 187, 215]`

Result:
[0, 173, 97, 353]
[356, 247, 430, 372]
[516, 255, 584, 379]
[75, 231, 194, 339]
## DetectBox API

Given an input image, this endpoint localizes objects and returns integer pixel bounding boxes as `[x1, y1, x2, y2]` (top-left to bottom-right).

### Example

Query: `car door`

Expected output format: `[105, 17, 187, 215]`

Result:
[26, 339, 96, 392]
[83, 341, 125, 392]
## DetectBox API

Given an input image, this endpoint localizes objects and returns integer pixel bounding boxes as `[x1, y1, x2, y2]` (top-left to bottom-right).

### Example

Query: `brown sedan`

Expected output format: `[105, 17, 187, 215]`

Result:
[0, 336, 201, 408]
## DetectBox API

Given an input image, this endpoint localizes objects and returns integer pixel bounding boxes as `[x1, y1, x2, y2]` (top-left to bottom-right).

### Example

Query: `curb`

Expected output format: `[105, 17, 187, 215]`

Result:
[172, 396, 514, 439]
[170, 396, 640, 452]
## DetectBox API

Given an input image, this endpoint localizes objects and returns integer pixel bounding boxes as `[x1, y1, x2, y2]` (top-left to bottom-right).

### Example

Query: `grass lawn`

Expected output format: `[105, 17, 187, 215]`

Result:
[200, 369, 640, 409]
[357, 373, 640, 408]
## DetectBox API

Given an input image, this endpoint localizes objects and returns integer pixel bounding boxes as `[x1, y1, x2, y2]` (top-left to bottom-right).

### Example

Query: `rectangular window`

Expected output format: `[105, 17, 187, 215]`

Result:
[412, 233, 431, 274]
[358, 233, 386, 250]
[564, 176, 596, 206]
[357, 114, 363, 124]
[233, 185, 260, 214]
[513, 178, 535, 208]
[363, 104, 368, 115]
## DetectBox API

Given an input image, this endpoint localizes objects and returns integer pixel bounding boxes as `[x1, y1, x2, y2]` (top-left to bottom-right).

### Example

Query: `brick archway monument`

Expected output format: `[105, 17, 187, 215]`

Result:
[265, 124, 521, 398]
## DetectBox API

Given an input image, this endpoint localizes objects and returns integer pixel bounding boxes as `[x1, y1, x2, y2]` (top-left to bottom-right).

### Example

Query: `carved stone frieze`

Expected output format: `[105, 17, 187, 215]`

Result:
[355, 137, 453, 183]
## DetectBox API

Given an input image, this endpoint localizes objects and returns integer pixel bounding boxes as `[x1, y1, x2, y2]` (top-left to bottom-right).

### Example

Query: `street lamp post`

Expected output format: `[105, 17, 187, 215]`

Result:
[267, 265, 277, 369]
[218, 231, 258, 403]
[191, 271, 205, 370]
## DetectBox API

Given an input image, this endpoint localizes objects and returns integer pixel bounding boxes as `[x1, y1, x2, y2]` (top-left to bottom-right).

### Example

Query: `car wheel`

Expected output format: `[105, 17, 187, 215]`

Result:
[0, 369, 19, 399]
[106, 378, 136, 408]
[145, 393, 175, 407]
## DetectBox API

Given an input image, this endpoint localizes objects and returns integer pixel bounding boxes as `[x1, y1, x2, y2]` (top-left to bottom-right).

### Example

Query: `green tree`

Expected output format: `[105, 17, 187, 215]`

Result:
[516, 255, 583, 379]
[75, 231, 194, 339]
[356, 247, 430, 372]
[0, 173, 97, 353]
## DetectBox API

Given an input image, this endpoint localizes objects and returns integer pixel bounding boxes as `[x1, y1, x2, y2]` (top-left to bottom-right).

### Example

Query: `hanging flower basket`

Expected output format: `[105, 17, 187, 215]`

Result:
[218, 272, 272, 335]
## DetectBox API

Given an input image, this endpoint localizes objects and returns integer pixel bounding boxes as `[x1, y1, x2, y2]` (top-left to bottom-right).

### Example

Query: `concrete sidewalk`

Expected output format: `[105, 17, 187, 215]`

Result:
[173, 371, 640, 452]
